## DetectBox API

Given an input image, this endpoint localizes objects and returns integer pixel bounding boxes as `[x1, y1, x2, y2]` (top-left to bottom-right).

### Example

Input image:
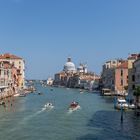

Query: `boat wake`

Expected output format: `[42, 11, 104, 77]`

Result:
[67, 110, 73, 114]
[67, 107, 81, 115]
[20, 106, 50, 124]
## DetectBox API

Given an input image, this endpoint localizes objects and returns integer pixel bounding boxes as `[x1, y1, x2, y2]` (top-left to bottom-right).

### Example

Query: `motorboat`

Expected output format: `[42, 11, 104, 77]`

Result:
[0, 101, 5, 105]
[115, 98, 128, 110]
[128, 104, 135, 109]
[44, 103, 54, 109]
[13, 93, 20, 97]
[68, 101, 80, 111]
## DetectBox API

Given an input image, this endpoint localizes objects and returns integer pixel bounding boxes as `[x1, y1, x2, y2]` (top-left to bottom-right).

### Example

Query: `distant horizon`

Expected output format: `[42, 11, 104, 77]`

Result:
[1, 0, 140, 79]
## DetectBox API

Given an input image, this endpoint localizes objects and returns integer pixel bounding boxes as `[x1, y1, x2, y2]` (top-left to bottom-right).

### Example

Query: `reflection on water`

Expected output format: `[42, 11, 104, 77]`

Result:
[0, 84, 140, 140]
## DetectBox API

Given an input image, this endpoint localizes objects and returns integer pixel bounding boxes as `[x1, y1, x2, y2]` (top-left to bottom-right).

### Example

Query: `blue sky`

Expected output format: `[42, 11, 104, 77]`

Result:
[0, 0, 140, 79]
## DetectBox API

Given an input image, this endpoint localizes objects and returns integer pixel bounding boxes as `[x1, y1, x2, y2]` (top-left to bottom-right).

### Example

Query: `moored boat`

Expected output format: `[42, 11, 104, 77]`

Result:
[0, 101, 5, 105]
[101, 88, 112, 96]
[68, 101, 80, 111]
[114, 98, 128, 110]
[128, 104, 135, 109]
[13, 93, 20, 97]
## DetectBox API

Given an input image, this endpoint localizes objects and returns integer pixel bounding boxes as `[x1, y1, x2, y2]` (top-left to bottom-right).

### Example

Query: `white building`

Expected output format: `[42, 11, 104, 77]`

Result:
[47, 78, 54, 86]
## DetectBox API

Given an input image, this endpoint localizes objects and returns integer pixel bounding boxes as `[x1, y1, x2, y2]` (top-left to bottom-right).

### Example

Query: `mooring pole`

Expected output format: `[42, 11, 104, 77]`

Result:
[121, 103, 123, 123]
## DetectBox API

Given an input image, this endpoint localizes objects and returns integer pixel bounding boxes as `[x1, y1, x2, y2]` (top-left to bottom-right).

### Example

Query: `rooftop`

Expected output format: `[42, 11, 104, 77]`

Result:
[0, 53, 22, 60]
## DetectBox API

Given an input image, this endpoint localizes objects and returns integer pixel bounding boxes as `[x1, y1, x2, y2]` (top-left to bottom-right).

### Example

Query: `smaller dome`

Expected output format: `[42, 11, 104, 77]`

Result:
[78, 65, 83, 70]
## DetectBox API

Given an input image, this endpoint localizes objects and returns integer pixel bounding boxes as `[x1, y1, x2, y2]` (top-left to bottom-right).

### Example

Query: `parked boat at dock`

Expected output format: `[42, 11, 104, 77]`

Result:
[0, 101, 5, 105]
[114, 98, 128, 110]
[101, 88, 112, 96]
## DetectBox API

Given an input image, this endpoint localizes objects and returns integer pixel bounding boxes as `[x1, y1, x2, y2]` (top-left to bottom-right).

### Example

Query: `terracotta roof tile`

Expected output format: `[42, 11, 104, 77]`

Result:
[0, 53, 22, 59]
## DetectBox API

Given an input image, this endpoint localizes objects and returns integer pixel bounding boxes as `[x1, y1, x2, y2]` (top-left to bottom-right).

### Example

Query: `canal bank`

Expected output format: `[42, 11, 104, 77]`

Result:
[0, 84, 140, 140]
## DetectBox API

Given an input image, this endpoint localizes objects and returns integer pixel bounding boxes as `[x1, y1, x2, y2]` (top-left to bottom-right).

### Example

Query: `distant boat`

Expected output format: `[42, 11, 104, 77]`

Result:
[14, 93, 20, 97]
[101, 88, 112, 96]
[44, 103, 54, 110]
[0, 101, 5, 105]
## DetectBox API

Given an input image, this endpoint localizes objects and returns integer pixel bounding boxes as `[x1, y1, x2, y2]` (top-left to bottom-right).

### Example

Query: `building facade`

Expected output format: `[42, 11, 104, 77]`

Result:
[134, 58, 140, 87]
[115, 61, 128, 94]
[54, 57, 100, 90]
[101, 59, 125, 91]
[0, 53, 25, 89]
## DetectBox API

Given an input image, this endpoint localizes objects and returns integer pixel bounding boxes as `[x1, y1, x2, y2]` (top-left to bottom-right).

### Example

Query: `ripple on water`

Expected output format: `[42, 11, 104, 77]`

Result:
[0, 85, 140, 140]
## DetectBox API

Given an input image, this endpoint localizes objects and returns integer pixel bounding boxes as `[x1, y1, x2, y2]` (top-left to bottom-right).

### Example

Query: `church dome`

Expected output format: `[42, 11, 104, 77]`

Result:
[77, 65, 83, 70]
[63, 58, 76, 72]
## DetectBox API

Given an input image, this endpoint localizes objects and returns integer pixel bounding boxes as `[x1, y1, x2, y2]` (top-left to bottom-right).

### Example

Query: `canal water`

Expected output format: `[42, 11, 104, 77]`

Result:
[0, 83, 140, 140]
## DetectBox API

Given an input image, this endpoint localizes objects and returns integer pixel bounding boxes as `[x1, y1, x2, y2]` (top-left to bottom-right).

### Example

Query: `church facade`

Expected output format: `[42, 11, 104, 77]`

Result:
[53, 57, 100, 90]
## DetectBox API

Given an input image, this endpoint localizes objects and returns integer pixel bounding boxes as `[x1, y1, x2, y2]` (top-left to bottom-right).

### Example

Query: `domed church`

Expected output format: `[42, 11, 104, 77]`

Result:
[63, 57, 76, 73]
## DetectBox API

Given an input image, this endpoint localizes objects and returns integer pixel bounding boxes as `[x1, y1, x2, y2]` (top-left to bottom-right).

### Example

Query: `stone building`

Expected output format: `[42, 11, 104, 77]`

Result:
[101, 59, 125, 91]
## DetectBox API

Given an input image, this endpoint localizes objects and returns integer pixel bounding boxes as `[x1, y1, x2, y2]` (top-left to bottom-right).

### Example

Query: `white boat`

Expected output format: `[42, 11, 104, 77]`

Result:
[128, 104, 135, 109]
[0, 101, 5, 105]
[68, 102, 80, 111]
[44, 103, 54, 109]
[115, 98, 128, 110]
[13, 93, 20, 97]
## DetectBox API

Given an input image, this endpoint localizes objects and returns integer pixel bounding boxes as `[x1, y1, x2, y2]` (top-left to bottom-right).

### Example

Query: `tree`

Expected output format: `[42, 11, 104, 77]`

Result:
[134, 86, 140, 110]
[133, 86, 140, 96]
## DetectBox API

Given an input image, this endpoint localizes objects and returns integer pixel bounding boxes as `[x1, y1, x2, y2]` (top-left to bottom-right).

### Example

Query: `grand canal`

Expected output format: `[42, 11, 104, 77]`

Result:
[0, 84, 140, 140]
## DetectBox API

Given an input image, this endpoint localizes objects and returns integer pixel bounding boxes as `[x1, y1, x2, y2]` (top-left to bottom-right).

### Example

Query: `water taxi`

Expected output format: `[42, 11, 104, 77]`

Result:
[68, 101, 80, 111]
[44, 103, 54, 109]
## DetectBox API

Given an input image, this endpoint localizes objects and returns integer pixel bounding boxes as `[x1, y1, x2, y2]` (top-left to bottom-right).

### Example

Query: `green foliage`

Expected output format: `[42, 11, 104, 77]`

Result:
[134, 86, 140, 96]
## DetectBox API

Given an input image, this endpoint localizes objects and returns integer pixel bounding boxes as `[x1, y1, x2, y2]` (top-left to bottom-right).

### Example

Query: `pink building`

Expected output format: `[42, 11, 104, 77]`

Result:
[0, 61, 18, 87]
[115, 61, 128, 93]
